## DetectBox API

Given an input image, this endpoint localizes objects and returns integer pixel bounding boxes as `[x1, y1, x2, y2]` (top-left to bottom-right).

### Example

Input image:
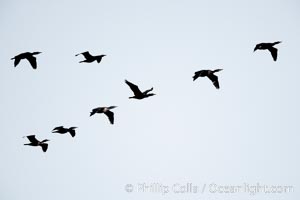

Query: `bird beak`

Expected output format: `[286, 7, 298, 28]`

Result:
[253, 47, 258, 52]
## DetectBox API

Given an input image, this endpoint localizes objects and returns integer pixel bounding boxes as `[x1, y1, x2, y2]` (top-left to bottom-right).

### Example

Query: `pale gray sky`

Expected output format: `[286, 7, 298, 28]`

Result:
[0, 0, 299, 200]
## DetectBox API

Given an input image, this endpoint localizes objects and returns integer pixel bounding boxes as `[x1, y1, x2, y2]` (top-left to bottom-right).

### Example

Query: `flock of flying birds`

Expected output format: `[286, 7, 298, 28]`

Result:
[13, 41, 281, 152]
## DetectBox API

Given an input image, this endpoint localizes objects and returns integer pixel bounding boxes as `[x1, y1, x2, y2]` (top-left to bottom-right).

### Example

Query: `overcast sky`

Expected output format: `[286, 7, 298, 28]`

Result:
[0, 0, 299, 200]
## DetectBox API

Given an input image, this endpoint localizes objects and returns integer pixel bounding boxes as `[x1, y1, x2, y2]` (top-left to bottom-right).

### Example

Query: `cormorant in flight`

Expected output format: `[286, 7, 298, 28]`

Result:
[125, 80, 155, 99]
[254, 41, 281, 61]
[23, 135, 49, 152]
[11, 52, 41, 69]
[75, 51, 106, 63]
[193, 69, 223, 89]
[52, 126, 77, 137]
[90, 106, 117, 124]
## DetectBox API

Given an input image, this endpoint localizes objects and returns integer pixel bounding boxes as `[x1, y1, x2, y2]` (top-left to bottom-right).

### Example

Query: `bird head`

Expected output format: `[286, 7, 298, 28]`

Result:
[70, 127, 77, 130]
[52, 126, 62, 133]
[101, 55, 106, 57]
[90, 108, 100, 116]
[41, 139, 50, 143]
[90, 112, 95, 117]
[33, 52, 42, 55]
[253, 44, 261, 52]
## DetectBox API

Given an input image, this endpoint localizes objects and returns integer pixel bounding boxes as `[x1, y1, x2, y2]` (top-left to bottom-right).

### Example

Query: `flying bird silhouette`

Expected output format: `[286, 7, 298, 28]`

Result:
[90, 106, 117, 124]
[23, 135, 49, 152]
[125, 80, 155, 99]
[52, 126, 77, 137]
[11, 52, 42, 69]
[254, 41, 281, 61]
[193, 69, 223, 89]
[75, 51, 106, 63]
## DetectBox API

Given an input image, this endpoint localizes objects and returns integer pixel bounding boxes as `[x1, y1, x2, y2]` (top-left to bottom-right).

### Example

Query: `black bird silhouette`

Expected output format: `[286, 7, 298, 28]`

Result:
[52, 126, 77, 137]
[90, 106, 117, 124]
[11, 52, 41, 69]
[125, 80, 155, 99]
[75, 51, 106, 63]
[254, 41, 281, 61]
[23, 135, 49, 152]
[193, 69, 223, 89]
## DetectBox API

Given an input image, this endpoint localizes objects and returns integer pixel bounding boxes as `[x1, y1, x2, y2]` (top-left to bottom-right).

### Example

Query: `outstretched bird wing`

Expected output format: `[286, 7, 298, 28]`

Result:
[26, 56, 37, 69]
[69, 129, 76, 137]
[40, 143, 48, 152]
[125, 80, 143, 96]
[26, 135, 39, 143]
[268, 47, 278, 61]
[207, 74, 220, 89]
[104, 110, 114, 124]
[143, 87, 153, 94]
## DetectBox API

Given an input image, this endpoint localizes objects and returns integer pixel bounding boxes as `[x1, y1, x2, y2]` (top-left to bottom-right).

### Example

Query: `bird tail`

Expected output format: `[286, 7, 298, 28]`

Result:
[108, 106, 117, 110]
[212, 69, 223, 73]
[272, 41, 281, 46]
